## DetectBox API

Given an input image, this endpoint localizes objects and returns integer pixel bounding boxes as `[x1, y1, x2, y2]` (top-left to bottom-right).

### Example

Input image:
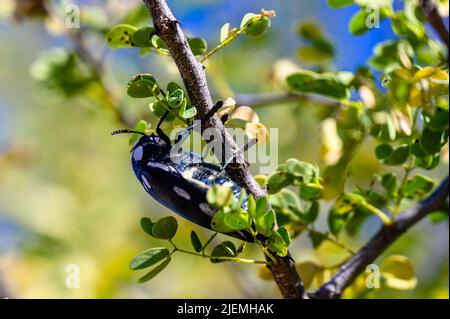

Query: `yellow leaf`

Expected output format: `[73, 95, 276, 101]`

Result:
[245, 122, 269, 144]
[320, 118, 343, 165]
[226, 106, 259, 128]
[258, 265, 273, 281]
[381, 255, 417, 290]
[296, 261, 321, 289]
[413, 67, 436, 82]
[254, 175, 268, 188]
[217, 97, 236, 118]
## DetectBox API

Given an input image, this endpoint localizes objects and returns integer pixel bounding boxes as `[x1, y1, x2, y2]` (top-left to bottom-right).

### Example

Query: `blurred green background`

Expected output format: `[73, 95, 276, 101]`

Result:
[0, 0, 448, 298]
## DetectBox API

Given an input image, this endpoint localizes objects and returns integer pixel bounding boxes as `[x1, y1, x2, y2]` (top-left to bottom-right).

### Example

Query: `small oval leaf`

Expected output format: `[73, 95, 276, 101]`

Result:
[130, 248, 170, 270]
[152, 216, 178, 240]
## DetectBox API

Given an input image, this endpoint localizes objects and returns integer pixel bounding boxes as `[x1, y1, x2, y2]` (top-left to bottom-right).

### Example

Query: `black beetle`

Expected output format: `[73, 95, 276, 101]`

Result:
[113, 125, 254, 242]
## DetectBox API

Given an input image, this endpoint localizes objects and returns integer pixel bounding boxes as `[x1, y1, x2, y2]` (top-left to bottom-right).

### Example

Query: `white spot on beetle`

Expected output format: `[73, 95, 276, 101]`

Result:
[141, 175, 152, 191]
[173, 186, 191, 200]
[199, 202, 215, 216]
[133, 146, 143, 161]
[221, 181, 235, 188]
[148, 162, 171, 172]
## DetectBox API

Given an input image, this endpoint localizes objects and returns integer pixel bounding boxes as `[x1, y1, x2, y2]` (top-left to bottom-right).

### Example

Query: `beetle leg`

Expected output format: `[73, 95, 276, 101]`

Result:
[221, 138, 258, 171]
[202, 100, 224, 122]
[156, 110, 172, 145]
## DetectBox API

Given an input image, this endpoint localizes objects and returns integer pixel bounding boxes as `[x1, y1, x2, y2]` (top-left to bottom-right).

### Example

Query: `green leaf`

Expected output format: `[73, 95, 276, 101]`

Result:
[129, 248, 170, 270]
[152, 216, 178, 240]
[241, 13, 258, 28]
[166, 82, 182, 95]
[424, 107, 449, 132]
[106, 24, 137, 48]
[131, 26, 154, 47]
[150, 35, 170, 54]
[421, 127, 444, 155]
[375, 143, 394, 161]
[428, 211, 449, 224]
[210, 241, 236, 263]
[247, 195, 257, 218]
[369, 40, 402, 70]
[138, 257, 171, 283]
[188, 37, 208, 56]
[149, 100, 175, 121]
[388, 144, 410, 166]
[299, 183, 323, 201]
[411, 139, 427, 158]
[403, 174, 435, 200]
[243, 16, 271, 37]
[255, 209, 275, 237]
[333, 193, 366, 215]
[349, 8, 383, 35]
[127, 74, 160, 98]
[416, 154, 440, 170]
[391, 11, 425, 40]
[255, 196, 269, 217]
[224, 211, 251, 231]
[167, 88, 184, 108]
[179, 102, 197, 119]
[381, 255, 417, 290]
[305, 201, 320, 224]
[206, 185, 234, 208]
[297, 46, 334, 65]
[327, 0, 354, 8]
[129, 120, 148, 146]
[268, 231, 289, 257]
[297, 21, 323, 41]
[211, 210, 235, 233]
[140, 217, 155, 237]
[287, 70, 351, 100]
[308, 230, 326, 248]
[285, 159, 320, 183]
[381, 173, 398, 196]
[190, 231, 202, 253]
[267, 171, 294, 194]
[328, 210, 349, 235]
[277, 227, 292, 245]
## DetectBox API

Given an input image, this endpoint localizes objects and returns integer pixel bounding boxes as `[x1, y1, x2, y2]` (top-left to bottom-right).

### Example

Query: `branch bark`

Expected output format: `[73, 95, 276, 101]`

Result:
[142, 0, 306, 299]
[419, 0, 449, 49]
[313, 176, 449, 299]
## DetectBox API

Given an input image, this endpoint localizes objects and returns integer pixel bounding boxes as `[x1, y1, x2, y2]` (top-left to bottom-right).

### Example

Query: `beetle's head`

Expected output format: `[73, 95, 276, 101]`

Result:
[111, 129, 171, 163]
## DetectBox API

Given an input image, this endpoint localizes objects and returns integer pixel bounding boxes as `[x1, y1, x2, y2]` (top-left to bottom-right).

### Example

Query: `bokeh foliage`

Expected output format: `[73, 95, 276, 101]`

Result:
[0, 0, 448, 298]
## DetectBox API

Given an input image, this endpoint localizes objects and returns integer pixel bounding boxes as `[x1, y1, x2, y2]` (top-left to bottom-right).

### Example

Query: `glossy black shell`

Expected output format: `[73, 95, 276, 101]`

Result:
[131, 134, 252, 241]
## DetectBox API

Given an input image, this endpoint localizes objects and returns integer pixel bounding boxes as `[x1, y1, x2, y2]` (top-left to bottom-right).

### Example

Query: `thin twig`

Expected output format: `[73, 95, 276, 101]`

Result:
[142, 0, 307, 299]
[236, 92, 343, 109]
[69, 31, 133, 127]
[313, 176, 449, 299]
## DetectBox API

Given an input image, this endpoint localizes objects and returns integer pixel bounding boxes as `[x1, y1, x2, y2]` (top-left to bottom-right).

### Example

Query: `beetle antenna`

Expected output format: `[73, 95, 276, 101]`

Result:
[111, 129, 147, 136]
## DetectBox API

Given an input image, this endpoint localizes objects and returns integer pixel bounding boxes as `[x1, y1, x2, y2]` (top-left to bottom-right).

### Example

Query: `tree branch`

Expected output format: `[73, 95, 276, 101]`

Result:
[142, 0, 307, 299]
[313, 176, 449, 299]
[236, 92, 342, 109]
[419, 0, 449, 49]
